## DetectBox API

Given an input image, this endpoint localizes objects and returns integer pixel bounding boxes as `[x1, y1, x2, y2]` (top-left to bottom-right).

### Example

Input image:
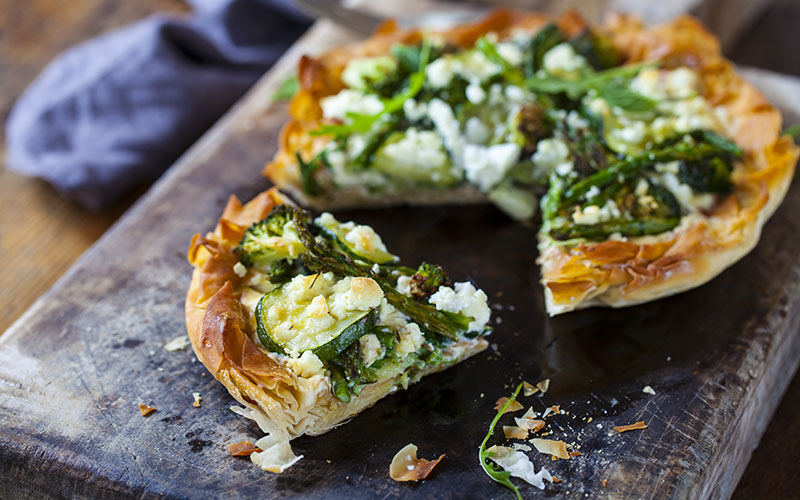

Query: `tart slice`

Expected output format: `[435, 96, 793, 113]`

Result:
[185, 189, 490, 469]
[265, 10, 798, 315]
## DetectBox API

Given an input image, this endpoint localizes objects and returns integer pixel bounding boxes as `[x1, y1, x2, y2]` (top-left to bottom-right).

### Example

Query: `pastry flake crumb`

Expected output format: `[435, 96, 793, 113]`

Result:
[642, 385, 656, 395]
[192, 392, 203, 408]
[531, 438, 570, 460]
[613, 421, 648, 433]
[603, 479, 608, 487]
[552, 476, 563, 483]
[536, 379, 550, 394]
[494, 397, 524, 414]
[139, 404, 156, 417]
[522, 381, 539, 396]
[503, 425, 529, 440]
[163, 335, 190, 352]
[569, 451, 582, 457]
[228, 441, 262, 457]
[389, 443, 444, 482]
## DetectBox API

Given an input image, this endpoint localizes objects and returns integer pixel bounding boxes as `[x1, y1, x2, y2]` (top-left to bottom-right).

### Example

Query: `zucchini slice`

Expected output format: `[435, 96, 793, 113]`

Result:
[255, 284, 377, 360]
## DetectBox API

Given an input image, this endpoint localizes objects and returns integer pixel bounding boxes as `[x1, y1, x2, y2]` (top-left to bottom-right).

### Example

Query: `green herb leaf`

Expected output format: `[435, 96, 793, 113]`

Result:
[479, 382, 524, 500]
[311, 37, 432, 138]
[295, 151, 326, 196]
[597, 80, 655, 112]
[272, 75, 300, 102]
[476, 37, 525, 86]
[525, 62, 655, 100]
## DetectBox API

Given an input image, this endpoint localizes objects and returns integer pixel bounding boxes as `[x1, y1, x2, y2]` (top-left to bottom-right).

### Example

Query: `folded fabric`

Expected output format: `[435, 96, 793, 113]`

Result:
[5, 0, 310, 210]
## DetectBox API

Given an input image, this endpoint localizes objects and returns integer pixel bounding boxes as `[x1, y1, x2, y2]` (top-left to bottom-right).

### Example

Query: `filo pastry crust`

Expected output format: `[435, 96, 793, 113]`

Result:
[185, 188, 487, 443]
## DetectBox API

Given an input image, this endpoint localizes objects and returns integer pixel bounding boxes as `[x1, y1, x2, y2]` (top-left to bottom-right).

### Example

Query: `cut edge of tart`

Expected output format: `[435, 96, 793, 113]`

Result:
[185, 188, 489, 471]
[264, 9, 799, 316]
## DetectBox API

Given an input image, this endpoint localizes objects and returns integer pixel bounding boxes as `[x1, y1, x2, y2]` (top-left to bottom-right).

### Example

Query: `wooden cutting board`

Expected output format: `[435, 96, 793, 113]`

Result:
[1, 21, 799, 500]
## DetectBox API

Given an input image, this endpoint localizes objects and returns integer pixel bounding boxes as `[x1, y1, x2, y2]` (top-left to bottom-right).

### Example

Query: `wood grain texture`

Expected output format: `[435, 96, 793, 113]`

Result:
[0, 0, 189, 334]
[0, 20, 799, 499]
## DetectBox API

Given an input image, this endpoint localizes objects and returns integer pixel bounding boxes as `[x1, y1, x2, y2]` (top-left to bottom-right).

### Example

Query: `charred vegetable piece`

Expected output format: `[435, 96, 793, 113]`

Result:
[409, 262, 452, 301]
[234, 205, 307, 271]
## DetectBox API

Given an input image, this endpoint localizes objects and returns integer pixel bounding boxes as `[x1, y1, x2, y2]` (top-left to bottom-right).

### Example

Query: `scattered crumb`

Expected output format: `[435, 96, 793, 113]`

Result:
[326, 460, 331, 463]
[503, 425, 529, 440]
[139, 404, 156, 417]
[570, 451, 582, 457]
[522, 381, 539, 397]
[642, 386, 656, 395]
[495, 397, 524, 414]
[603, 479, 608, 487]
[228, 441, 261, 457]
[553, 477, 563, 484]
[531, 438, 570, 460]
[389, 443, 445, 482]
[512, 443, 532, 452]
[164, 335, 190, 352]
[536, 379, 550, 394]
[192, 392, 203, 408]
[596, 424, 603, 429]
[613, 421, 648, 433]
[550, 405, 560, 414]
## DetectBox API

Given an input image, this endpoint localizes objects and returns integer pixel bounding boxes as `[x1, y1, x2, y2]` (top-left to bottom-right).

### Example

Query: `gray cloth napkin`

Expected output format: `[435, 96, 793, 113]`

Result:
[5, 0, 310, 209]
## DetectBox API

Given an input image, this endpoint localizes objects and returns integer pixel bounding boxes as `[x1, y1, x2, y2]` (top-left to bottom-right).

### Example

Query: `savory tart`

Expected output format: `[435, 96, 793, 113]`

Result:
[266, 10, 798, 315]
[186, 188, 490, 469]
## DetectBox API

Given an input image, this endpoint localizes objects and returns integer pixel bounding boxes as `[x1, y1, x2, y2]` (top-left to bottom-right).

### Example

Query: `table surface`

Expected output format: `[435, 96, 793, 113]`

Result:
[0, 1, 797, 497]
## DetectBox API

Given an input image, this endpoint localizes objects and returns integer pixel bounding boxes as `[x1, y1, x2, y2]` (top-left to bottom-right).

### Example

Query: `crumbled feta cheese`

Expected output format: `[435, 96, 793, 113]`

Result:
[630, 68, 665, 100]
[192, 392, 202, 407]
[504, 85, 526, 103]
[634, 178, 649, 197]
[642, 385, 656, 395]
[585, 185, 601, 200]
[341, 56, 397, 91]
[396, 323, 425, 357]
[665, 67, 700, 99]
[395, 275, 412, 296]
[464, 117, 491, 144]
[289, 351, 325, 378]
[380, 128, 449, 171]
[656, 171, 715, 211]
[359, 334, 383, 367]
[429, 282, 490, 332]
[320, 89, 384, 121]
[378, 298, 408, 328]
[344, 224, 389, 255]
[233, 261, 247, 278]
[462, 143, 521, 191]
[428, 99, 463, 163]
[543, 43, 589, 78]
[403, 98, 428, 122]
[532, 138, 572, 174]
[343, 277, 384, 311]
[465, 82, 487, 104]
[566, 110, 589, 130]
[572, 200, 620, 225]
[497, 42, 524, 66]
[426, 50, 500, 89]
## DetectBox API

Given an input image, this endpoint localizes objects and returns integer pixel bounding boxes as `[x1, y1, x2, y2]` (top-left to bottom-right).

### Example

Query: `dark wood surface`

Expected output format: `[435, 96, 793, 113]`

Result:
[1, 19, 799, 499]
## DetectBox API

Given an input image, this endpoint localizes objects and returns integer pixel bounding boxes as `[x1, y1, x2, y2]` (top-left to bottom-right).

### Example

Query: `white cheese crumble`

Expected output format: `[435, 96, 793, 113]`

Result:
[464, 117, 491, 144]
[380, 128, 449, 171]
[232, 261, 247, 278]
[341, 56, 396, 91]
[320, 89, 384, 122]
[642, 385, 656, 395]
[358, 334, 383, 367]
[462, 142, 521, 191]
[396, 323, 425, 357]
[425, 50, 500, 89]
[395, 275, 412, 296]
[403, 98, 428, 122]
[572, 200, 621, 225]
[465, 82, 487, 104]
[429, 282, 490, 333]
[428, 98, 465, 167]
[532, 138, 572, 174]
[543, 43, 589, 78]
[288, 350, 324, 378]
